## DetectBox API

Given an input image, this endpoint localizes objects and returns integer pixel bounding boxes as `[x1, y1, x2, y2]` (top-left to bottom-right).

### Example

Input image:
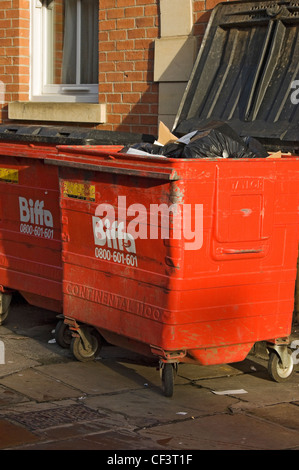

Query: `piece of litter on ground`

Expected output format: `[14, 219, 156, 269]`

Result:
[250, 366, 257, 371]
[212, 389, 248, 395]
[176, 412, 188, 415]
[48, 338, 56, 344]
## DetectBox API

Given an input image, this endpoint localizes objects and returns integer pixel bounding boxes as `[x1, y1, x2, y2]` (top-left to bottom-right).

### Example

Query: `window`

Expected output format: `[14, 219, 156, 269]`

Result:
[31, 0, 99, 102]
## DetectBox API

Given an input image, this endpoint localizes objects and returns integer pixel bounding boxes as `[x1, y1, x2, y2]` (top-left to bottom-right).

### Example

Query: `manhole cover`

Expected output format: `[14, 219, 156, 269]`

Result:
[6, 404, 102, 431]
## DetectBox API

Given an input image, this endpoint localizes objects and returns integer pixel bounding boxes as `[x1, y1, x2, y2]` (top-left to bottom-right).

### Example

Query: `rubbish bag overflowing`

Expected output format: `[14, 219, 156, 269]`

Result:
[121, 121, 268, 159]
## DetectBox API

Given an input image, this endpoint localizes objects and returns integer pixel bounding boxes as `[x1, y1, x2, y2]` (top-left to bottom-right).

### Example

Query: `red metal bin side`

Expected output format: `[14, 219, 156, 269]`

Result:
[0, 143, 63, 319]
[56, 147, 299, 394]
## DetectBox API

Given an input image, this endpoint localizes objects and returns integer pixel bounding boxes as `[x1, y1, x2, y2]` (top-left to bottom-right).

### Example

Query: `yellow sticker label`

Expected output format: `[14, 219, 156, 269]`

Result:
[0, 168, 18, 184]
[62, 181, 95, 201]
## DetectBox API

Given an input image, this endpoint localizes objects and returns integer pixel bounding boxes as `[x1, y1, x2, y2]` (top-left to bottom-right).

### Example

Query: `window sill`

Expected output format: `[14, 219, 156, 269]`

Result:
[8, 102, 106, 124]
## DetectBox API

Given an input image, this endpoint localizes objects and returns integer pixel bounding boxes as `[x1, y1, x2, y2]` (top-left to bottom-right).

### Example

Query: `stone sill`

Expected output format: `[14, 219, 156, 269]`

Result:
[8, 102, 106, 124]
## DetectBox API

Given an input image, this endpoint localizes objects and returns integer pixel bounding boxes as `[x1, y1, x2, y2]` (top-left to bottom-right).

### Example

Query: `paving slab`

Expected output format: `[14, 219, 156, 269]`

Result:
[248, 403, 299, 431]
[0, 368, 82, 402]
[0, 384, 29, 407]
[84, 386, 239, 429]
[36, 360, 157, 394]
[15, 428, 165, 451]
[138, 412, 299, 450]
[0, 338, 41, 377]
[0, 334, 70, 366]
[176, 362, 246, 380]
[194, 371, 299, 409]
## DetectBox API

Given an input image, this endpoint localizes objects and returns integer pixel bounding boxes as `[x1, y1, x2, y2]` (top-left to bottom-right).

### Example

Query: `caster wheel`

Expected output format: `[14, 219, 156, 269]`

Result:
[55, 320, 72, 349]
[71, 329, 101, 362]
[161, 363, 175, 397]
[268, 350, 294, 382]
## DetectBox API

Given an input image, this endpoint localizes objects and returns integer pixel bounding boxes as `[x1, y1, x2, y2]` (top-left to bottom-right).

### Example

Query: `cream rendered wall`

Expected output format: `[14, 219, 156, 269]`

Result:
[155, 0, 197, 130]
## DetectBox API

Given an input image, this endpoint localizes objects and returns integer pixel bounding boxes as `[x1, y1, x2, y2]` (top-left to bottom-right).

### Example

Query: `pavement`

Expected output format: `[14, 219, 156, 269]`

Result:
[0, 295, 298, 453]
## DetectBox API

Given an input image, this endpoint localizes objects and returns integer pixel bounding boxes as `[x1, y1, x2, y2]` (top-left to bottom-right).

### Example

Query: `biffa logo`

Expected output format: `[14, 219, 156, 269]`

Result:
[92, 217, 136, 254]
[19, 197, 53, 227]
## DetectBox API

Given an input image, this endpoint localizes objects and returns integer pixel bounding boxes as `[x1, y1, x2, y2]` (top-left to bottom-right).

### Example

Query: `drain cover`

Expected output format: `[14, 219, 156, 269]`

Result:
[6, 404, 102, 431]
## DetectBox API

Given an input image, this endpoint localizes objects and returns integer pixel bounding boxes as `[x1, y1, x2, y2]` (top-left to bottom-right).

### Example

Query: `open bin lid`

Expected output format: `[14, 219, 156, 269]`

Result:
[173, 0, 299, 153]
[0, 125, 155, 146]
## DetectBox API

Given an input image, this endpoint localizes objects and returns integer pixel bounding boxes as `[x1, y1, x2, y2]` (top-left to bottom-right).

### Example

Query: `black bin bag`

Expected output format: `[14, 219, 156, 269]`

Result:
[182, 122, 268, 159]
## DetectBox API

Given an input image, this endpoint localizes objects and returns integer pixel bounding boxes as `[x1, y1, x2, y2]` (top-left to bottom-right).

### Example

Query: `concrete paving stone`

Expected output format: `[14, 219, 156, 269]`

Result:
[13, 430, 163, 450]
[36, 360, 162, 394]
[247, 403, 299, 431]
[139, 412, 299, 450]
[176, 362, 245, 381]
[84, 386, 239, 429]
[0, 384, 29, 407]
[0, 418, 40, 449]
[0, 368, 82, 402]
[84, 429, 165, 450]
[193, 371, 299, 407]
[0, 334, 70, 367]
[0, 340, 41, 378]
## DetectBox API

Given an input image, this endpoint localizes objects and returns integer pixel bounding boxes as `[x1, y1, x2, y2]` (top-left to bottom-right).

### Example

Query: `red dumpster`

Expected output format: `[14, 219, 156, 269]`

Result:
[55, 0, 299, 396]
[55, 145, 299, 396]
[0, 125, 153, 325]
[0, 139, 62, 322]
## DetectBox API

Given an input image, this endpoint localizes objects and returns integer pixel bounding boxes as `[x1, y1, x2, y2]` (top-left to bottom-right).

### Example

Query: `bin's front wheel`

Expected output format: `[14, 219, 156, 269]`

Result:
[55, 320, 72, 349]
[268, 349, 294, 383]
[161, 363, 175, 398]
[71, 329, 101, 362]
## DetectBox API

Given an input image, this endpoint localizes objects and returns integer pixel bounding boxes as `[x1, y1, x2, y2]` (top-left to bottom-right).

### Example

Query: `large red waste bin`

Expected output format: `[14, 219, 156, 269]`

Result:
[0, 125, 153, 325]
[0, 140, 63, 322]
[55, 0, 299, 396]
[55, 145, 299, 396]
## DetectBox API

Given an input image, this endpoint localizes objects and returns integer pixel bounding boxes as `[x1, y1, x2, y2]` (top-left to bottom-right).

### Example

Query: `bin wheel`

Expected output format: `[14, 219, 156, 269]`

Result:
[55, 320, 72, 349]
[161, 363, 175, 398]
[71, 329, 101, 362]
[268, 350, 294, 383]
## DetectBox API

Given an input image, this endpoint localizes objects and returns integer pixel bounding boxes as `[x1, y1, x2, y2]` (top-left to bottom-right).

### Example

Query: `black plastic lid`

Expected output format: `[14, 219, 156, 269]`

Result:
[0, 125, 155, 146]
[173, 0, 299, 152]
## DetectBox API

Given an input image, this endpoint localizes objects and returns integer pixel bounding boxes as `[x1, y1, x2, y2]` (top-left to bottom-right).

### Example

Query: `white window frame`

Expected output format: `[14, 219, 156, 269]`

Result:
[30, 0, 98, 103]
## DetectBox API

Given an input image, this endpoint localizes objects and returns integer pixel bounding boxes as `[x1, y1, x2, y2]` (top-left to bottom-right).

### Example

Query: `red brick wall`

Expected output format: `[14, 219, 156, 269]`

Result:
[0, 0, 30, 122]
[0, 0, 229, 133]
[98, 0, 160, 134]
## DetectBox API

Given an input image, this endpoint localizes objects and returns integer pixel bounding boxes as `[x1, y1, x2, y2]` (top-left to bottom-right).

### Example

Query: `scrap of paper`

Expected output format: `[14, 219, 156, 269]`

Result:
[212, 389, 248, 395]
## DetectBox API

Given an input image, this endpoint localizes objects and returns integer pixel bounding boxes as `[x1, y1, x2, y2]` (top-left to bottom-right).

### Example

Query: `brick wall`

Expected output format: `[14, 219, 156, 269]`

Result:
[0, 0, 30, 123]
[98, 0, 160, 135]
[0, 0, 229, 133]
